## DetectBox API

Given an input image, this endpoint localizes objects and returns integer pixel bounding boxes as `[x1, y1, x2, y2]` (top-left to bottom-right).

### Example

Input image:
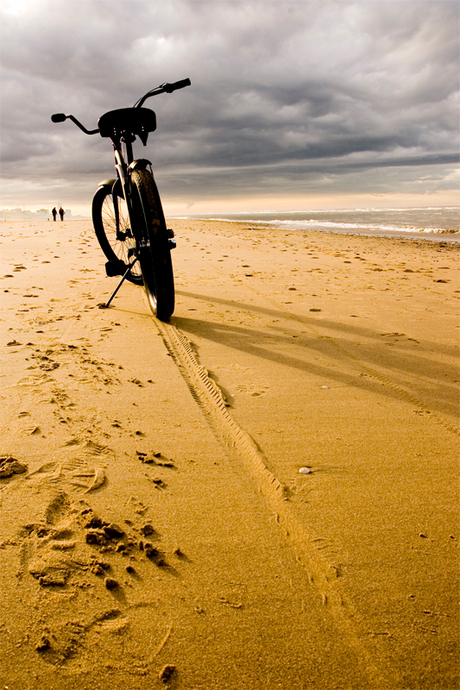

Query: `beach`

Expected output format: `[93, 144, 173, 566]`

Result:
[1, 218, 459, 689]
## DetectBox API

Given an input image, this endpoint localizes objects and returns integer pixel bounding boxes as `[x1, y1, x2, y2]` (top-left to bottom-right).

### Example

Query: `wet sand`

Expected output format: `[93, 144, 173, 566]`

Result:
[0, 219, 458, 689]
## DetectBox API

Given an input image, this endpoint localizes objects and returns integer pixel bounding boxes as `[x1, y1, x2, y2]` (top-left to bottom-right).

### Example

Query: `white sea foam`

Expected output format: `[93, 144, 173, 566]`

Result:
[181, 207, 460, 241]
[258, 219, 458, 235]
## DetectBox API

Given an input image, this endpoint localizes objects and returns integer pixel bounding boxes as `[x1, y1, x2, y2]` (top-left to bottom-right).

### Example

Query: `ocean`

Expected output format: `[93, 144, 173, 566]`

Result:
[185, 207, 460, 242]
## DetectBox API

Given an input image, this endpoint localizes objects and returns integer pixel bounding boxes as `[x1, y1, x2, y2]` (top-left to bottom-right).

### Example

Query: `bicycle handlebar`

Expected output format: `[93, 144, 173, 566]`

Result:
[162, 78, 191, 93]
[51, 78, 191, 133]
[134, 78, 191, 107]
[51, 113, 99, 135]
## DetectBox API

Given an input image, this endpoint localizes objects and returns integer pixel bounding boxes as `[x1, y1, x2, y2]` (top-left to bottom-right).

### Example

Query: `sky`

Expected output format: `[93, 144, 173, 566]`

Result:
[1, 0, 459, 216]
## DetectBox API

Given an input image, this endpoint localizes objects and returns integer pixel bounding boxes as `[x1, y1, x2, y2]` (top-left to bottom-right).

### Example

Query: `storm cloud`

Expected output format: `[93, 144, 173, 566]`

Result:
[1, 0, 458, 213]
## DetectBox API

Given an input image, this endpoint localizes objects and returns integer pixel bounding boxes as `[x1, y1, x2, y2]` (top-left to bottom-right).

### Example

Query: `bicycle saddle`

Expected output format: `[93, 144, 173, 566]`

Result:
[98, 107, 157, 143]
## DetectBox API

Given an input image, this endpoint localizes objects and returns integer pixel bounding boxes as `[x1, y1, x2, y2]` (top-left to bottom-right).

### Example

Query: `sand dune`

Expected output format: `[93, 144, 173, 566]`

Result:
[0, 219, 458, 689]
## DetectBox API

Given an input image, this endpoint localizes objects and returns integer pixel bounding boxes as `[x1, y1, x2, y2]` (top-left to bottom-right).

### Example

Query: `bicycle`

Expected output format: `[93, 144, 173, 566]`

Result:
[51, 78, 191, 321]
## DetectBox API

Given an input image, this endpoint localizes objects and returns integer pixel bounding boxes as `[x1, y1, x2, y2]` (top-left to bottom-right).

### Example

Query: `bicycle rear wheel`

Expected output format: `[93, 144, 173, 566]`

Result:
[92, 183, 143, 285]
[131, 169, 175, 321]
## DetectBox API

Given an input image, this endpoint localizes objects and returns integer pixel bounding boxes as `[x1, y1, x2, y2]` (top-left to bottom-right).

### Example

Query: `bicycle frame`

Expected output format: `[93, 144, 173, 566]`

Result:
[113, 141, 143, 242]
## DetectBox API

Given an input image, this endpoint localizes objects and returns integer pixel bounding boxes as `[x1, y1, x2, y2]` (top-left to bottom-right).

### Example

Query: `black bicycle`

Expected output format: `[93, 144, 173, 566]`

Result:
[51, 78, 191, 321]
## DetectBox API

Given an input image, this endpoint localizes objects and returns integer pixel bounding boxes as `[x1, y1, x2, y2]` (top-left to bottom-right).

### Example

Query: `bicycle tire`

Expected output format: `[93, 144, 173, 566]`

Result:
[131, 169, 175, 321]
[92, 184, 143, 285]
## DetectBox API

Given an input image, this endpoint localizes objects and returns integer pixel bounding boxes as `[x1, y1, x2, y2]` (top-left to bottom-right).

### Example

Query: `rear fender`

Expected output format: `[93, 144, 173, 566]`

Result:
[96, 178, 123, 197]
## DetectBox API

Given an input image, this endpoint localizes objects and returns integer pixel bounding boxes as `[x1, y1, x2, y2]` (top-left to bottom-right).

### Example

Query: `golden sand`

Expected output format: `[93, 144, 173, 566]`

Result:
[1, 219, 458, 688]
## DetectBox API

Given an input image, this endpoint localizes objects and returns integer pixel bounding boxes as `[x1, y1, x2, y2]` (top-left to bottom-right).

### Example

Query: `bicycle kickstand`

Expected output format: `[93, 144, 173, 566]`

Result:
[99, 258, 139, 309]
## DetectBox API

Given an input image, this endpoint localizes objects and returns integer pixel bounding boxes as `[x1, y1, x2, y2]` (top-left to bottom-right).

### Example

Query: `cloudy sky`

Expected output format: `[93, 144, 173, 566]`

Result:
[1, 0, 458, 215]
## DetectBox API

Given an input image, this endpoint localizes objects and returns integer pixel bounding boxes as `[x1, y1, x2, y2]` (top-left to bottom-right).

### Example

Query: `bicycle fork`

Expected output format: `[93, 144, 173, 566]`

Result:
[99, 164, 139, 308]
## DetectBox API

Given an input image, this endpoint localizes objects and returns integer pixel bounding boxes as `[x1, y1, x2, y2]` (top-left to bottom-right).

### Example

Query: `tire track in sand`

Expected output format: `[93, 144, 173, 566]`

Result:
[155, 318, 400, 690]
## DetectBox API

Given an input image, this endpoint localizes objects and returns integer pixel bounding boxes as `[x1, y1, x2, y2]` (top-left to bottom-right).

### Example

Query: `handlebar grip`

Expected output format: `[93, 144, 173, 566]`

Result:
[164, 78, 191, 93]
[51, 113, 67, 123]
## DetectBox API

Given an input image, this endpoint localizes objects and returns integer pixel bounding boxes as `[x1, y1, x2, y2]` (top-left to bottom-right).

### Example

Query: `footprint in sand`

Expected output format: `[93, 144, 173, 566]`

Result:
[235, 383, 269, 398]
[20, 509, 130, 663]
[17, 492, 77, 587]
[26, 458, 106, 494]
[16, 491, 175, 599]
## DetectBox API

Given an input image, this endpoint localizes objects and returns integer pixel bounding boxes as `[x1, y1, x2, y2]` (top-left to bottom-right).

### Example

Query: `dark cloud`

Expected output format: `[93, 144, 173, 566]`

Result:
[0, 0, 458, 211]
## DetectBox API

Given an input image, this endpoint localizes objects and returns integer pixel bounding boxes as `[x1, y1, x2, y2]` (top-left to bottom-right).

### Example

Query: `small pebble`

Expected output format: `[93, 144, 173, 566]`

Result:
[145, 544, 161, 561]
[140, 523, 156, 536]
[104, 523, 125, 539]
[299, 467, 312, 475]
[159, 664, 176, 682]
[35, 635, 51, 652]
[104, 577, 119, 590]
[91, 564, 106, 577]
[0, 457, 28, 478]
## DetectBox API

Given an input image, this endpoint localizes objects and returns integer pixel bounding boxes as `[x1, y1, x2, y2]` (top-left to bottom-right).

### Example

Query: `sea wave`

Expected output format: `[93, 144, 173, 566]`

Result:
[257, 219, 459, 235]
[177, 207, 460, 240]
[198, 217, 459, 235]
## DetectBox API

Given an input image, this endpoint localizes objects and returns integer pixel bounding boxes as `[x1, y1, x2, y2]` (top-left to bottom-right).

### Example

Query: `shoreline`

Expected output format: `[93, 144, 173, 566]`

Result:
[173, 217, 460, 242]
[176, 206, 460, 242]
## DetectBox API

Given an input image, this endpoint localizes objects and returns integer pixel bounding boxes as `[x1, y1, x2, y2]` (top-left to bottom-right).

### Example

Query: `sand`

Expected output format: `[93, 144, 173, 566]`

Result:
[0, 218, 458, 689]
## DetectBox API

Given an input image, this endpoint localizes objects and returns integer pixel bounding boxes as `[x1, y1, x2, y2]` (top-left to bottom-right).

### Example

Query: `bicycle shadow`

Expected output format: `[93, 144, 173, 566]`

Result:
[173, 290, 458, 419]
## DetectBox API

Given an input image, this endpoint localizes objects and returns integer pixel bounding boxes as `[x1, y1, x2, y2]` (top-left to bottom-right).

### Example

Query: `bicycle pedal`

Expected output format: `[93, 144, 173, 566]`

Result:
[105, 259, 126, 277]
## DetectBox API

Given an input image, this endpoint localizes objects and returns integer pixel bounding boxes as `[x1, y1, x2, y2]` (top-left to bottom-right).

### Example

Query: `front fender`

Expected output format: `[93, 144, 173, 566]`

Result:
[128, 159, 152, 172]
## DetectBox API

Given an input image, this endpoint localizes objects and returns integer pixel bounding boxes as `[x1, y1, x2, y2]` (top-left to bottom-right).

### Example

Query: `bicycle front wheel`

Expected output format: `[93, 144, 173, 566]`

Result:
[92, 184, 143, 285]
[131, 170, 175, 321]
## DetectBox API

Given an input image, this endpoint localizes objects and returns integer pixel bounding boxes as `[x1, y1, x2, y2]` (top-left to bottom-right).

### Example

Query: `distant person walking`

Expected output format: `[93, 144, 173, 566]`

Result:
[59, 206, 65, 221]
[52, 207, 57, 221]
